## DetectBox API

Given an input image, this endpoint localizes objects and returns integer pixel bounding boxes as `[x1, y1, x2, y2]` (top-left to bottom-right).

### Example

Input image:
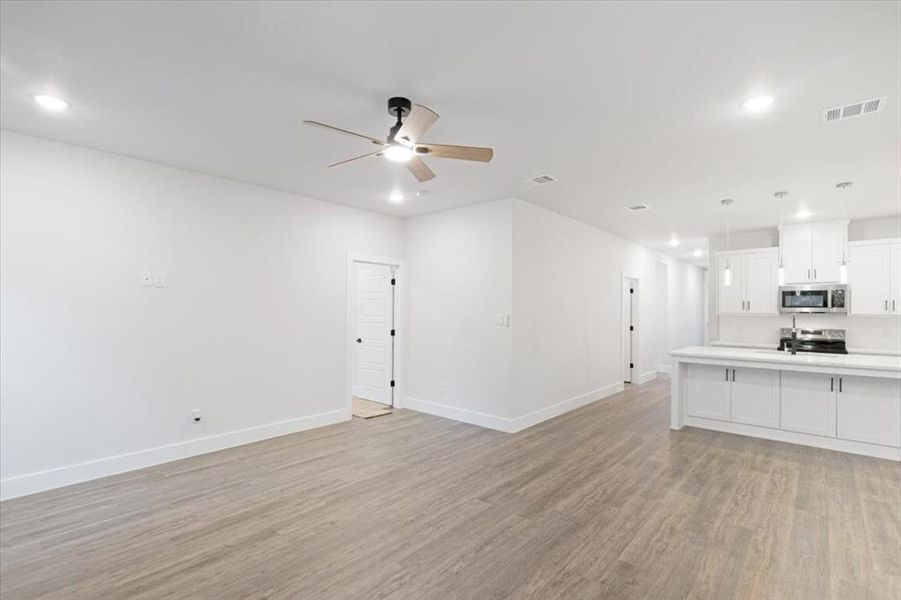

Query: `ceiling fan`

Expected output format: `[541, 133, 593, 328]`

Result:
[303, 97, 494, 182]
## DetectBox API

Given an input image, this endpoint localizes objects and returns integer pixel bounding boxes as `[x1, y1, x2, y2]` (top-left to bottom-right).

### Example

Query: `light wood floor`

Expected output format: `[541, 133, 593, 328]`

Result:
[2, 377, 899, 599]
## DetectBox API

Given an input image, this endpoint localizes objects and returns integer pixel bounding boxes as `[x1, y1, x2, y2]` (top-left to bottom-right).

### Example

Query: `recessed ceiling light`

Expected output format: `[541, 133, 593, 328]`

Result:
[796, 209, 811, 220]
[34, 94, 69, 112]
[742, 95, 774, 112]
[389, 191, 404, 203]
[692, 248, 703, 257]
[669, 236, 680, 248]
[384, 145, 413, 163]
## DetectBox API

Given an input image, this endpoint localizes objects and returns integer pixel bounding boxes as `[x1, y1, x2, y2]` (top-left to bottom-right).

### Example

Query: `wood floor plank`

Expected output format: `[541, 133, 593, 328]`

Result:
[1, 377, 899, 599]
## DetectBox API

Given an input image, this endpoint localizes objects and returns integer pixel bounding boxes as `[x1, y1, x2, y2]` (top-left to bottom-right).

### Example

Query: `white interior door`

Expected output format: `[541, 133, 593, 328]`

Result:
[353, 263, 394, 404]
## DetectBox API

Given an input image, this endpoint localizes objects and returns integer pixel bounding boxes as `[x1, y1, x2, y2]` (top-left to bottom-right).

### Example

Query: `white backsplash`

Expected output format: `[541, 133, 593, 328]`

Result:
[719, 315, 901, 352]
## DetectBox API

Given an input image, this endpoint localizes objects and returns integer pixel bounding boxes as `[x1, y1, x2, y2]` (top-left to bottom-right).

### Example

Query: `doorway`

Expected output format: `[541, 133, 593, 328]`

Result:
[623, 276, 639, 384]
[346, 255, 403, 419]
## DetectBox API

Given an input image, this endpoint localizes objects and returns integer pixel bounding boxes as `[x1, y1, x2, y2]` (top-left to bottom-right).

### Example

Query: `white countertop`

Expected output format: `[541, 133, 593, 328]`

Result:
[670, 346, 901, 373]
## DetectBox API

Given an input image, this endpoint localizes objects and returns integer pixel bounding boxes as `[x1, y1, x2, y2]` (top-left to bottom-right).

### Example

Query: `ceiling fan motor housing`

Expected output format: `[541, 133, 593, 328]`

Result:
[387, 96, 412, 118]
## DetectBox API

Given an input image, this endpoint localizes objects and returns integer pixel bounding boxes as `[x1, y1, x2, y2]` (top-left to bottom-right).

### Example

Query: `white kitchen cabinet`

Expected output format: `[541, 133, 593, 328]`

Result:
[891, 244, 901, 315]
[685, 363, 731, 421]
[780, 371, 836, 437]
[836, 376, 901, 447]
[730, 367, 780, 428]
[717, 254, 745, 314]
[716, 248, 778, 315]
[744, 251, 779, 314]
[849, 239, 901, 315]
[780, 221, 848, 284]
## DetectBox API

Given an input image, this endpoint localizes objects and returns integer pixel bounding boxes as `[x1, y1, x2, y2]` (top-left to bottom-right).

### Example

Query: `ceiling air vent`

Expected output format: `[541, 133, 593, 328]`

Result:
[525, 174, 558, 186]
[627, 204, 650, 212]
[823, 96, 886, 123]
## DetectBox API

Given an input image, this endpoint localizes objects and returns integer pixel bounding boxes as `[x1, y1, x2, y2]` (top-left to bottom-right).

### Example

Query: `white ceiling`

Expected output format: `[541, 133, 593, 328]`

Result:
[2, 2, 899, 265]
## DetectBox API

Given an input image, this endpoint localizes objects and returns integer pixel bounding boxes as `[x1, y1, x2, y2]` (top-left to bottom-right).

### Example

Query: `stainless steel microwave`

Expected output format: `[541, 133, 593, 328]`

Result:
[778, 284, 848, 314]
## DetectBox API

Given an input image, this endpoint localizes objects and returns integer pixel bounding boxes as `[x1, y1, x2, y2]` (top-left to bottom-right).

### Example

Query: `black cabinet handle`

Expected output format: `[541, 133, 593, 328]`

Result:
[830, 377, 834, 392]
[839, 377, 843, 393]
[725, 368, 729, 381]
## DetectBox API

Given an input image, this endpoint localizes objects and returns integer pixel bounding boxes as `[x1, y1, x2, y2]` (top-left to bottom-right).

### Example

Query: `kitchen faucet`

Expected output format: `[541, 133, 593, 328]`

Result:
[787, 315, 798, 355]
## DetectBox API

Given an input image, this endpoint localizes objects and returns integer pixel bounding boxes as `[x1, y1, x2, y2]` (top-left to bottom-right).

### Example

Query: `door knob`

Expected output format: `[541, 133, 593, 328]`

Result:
[355, 338, 362, 344]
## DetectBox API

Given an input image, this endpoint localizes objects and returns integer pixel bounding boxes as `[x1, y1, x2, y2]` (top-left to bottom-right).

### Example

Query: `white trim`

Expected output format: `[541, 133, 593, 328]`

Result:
[346, 253, 406, 411]
[682, 417, 900, 461]
[404, 397, 516, 432]
[0, 409, 347, 500]
[847, 237, 901, 248]
[637, 371, 658, 384]
[656, 363, 672, 375]
[406, 382, 624, 434]
[509, 382, 624, 432]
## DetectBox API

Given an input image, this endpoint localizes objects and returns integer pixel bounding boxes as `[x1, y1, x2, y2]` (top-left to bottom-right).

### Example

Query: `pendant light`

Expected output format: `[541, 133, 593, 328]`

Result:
[774, 191, 789, 285]
[721, 199, 734, 287]
[836, 182, 852, 284]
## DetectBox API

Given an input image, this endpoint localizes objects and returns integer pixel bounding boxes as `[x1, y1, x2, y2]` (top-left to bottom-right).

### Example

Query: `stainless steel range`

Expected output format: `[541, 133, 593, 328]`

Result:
[777, 328, 848, 354]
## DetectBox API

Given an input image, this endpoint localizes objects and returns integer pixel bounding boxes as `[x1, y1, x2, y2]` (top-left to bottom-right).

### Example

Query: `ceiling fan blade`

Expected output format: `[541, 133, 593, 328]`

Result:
[415, 143, 493, 162]
[394, 104, 439, 147]
[328, 151, 382, 168]
[303, 120, 387, 146]
[406, 156, 436, 182]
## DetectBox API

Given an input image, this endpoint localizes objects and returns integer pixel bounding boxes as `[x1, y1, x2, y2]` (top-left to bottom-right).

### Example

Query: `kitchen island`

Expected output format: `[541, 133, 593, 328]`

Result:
[669, 346, 901, 460]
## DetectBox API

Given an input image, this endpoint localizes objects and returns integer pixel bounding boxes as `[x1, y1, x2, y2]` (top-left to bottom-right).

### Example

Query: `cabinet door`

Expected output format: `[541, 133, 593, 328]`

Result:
[890, 244, 901, 315]
[717, 255, 745, 314]
[811, 223, 845, 283]
[849, 244, 889, 315]
[781, 227, 812, 284]
[837, 376, 901, 447]
[731, 367, 780, 428]
[685, 364, 731, 421]
[745, 252, 778, 314]
[780, 371, 836, 437]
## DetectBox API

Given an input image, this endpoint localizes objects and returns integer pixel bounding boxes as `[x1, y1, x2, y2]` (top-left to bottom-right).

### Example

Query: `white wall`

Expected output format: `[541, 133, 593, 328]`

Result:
[511, 200, 705, 422]
[404, 199, 514, 424]
[708, 219, 901, 352]
[0, 131, 404, 498]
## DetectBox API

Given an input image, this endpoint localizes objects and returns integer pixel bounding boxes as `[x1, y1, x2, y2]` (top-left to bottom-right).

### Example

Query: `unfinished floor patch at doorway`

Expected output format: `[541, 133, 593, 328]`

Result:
[352, 397, 392, 419]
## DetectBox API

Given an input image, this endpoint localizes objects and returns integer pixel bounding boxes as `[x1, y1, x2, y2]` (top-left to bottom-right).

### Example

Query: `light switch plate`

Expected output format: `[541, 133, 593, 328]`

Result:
[153, 272, 166, 288]
[140, 271, 153, 287]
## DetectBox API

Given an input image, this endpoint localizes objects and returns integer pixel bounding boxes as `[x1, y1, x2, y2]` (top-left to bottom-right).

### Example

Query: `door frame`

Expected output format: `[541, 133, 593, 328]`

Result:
[346, 253, 406, 418]
[622, 273, 640, 384]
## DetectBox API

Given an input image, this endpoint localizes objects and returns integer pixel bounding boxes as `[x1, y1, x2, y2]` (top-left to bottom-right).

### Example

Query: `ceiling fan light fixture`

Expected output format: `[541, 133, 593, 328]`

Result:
[384, 144, 414, 163]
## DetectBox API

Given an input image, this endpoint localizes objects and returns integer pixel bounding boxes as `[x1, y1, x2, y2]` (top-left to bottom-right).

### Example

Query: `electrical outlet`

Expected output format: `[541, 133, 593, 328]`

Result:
[153, 272, 166, 288]
[140, 271, 153, 287]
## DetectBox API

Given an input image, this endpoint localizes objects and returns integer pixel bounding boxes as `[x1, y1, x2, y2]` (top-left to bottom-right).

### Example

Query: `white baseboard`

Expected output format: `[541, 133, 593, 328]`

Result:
[403, 397, 516, 432]
[655, 364, 672, 375]
[637, 370, 658, 384]
[405, 381, 624, 434]
[508, 381, 624, 432]
[0, 409, 348, 500]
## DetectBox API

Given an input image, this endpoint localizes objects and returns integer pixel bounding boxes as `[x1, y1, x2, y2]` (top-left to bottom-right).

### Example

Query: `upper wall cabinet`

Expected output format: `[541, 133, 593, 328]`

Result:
[849, 239, 901, 316]
[779, 221, 848, 284]
[717, 248, 779, 316]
